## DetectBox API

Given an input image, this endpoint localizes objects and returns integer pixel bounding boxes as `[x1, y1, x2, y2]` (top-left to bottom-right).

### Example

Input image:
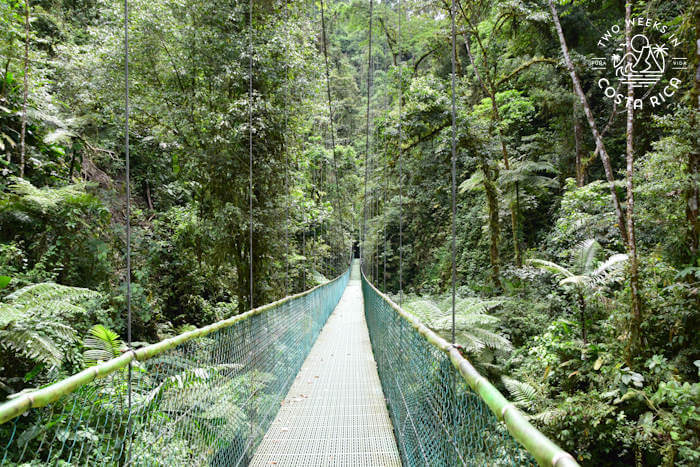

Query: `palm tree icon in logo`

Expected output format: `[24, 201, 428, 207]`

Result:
[612, 34, 667, 87]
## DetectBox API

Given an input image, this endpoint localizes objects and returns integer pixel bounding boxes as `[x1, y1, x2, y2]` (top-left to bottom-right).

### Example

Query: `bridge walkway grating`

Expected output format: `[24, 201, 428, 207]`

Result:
[250, 262, 401, 466]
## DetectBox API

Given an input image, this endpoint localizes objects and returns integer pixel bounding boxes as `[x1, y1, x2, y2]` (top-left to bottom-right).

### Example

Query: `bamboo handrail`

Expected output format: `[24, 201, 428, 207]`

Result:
[361, 268, 579, 467]
[0, 264, 351, 425]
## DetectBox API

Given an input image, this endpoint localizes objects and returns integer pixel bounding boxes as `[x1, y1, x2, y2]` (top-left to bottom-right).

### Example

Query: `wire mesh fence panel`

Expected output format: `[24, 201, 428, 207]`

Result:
[362, 273, 535, 467]
[0, 268, 349, 466]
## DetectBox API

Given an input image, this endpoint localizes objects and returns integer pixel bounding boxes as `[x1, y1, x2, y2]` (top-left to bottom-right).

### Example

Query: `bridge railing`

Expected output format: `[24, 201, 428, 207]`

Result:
[0, 266, 350, 466]
[361, 270, 579, 467]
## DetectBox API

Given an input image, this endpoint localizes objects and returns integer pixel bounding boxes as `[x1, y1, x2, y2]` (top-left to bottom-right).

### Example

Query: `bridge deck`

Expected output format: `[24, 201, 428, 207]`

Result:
[251, 263, 401, 466]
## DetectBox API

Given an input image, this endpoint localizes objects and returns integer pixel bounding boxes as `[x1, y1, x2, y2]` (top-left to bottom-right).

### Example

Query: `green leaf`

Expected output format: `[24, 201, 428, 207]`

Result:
[84, 325, 123, 366]
[24, 363, 45, 382]
[0, 276, 11, 290]
[593, 356, 603, 371]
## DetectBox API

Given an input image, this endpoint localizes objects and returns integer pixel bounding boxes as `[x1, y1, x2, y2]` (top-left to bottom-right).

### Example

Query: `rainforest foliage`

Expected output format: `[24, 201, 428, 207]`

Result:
[0, 0, 698, 464]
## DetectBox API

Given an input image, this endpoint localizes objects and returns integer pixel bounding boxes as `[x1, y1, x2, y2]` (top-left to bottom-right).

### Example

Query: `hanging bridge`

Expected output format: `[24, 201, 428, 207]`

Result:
[0, 260, 578, 466]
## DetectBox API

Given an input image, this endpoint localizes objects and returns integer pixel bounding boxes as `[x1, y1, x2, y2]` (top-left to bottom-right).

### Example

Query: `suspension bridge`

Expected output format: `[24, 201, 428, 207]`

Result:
[0, 259, 579, 466]
[0, 0, 582, 465]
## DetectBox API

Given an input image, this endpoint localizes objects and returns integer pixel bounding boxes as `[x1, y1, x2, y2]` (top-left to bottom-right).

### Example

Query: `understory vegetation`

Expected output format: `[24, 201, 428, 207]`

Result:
[0, 0, 698, 465]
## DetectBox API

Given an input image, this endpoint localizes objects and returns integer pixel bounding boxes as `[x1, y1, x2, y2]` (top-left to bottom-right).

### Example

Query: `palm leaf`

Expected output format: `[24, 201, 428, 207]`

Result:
[591, 253, 628, 285]
[558, 275, 590, 287]
[574, 238, 601, 273]
[84, 325, 124, 366]
[526, 259, 574, 278]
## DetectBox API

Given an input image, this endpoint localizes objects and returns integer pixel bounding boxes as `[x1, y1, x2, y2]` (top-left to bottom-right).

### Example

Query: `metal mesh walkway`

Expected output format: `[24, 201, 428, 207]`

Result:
[251, 262, 401, 466]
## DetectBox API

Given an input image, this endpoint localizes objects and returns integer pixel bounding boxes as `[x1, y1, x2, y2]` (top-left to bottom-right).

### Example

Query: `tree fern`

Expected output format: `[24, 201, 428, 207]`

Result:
[525, 259, 574, 279]
[502, 376, 539, 411]
[527, 241, 627, 291]
[403, 295, 512, 353]
[501, 376, 563, 425]
[3, 176, 94, 215]
[526, 239, 627, 342]
[0, 283, 101, 368]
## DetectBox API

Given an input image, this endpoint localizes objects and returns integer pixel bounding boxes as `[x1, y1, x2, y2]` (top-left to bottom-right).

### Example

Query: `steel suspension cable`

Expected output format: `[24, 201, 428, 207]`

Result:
[248, 0, 254, 309]
[397, 0, 403, 306]
[362, 0, 373, 273]
[450, 0, 459, 456]
[368, 80, 375, 282]
[383, 88, 389, 291]
[284, 0, 289, 296]
[122, 0, 132, 461]
[450, 0, 457, 344]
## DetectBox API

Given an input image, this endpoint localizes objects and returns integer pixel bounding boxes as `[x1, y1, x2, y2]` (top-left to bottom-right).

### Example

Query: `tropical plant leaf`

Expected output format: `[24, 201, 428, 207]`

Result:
[0, 283, 101, 368]
[502, 376, 539, 410]
[592, 254, 628, 283]
[84, 325, 124, 366]
[575, 238, 601, 273]
[526, 259, 574, 278]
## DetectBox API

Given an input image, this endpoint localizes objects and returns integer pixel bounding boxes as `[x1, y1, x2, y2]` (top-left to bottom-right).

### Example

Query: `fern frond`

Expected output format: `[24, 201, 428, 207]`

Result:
[7, 283, 100, 306]
[0, 282, 100, 368]
[457, 332, 486, 353]
[558, 275, 590, 287]
[502, 376, 539, 411]
[574, 238, 601, 273]
[526, 259, 574, 279]
[468, 327, 513, 352]
[4, 177, 93, 215]
[404, 299, 442, 326]
[0, 305, 26, 326]
[451, 297, 502, 314]
[459, 171, 484, 193]
[592, 254, 628, 284]
[531, 408, 564, 425]
[404, 295, 511, 354]
[0, 328, 64, 366]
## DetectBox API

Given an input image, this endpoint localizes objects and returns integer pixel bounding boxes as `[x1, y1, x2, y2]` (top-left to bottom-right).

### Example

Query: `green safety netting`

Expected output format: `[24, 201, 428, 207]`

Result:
[0, 267, 350, 466]
[362, 270, 577, 467]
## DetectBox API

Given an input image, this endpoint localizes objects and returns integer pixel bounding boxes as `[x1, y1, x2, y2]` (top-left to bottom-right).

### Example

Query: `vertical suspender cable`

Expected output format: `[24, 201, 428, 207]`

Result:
[123, 0, 132, 461]
[284, 0, 289, 295]
[397, 0, 403, 306]
[246, 3, 255, 454]
[383, 90, 388, 291]
[362, 0, 373, 273]
[449, 0, 457, 345]
[248, 0, 254, 309]
[449, 0, 458, 457]
[311, 170, 321, 270]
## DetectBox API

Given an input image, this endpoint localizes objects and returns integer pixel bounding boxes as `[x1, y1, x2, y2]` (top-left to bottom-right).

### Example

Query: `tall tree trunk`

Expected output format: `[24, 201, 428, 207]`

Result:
[493, 111, 522, 267]
[68, 148, 76, 180]
[688, 2, 700, 257]
[573, 97, 586, 187]
[20, 0, 29, 178]
[462, 30, 519, 269]
[624, 1, 642, 357]
[577, 291, 587, 344]
[3, 56, 12, 166]
[548, 0, 628, 244]
[480, 156, 501, 288]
